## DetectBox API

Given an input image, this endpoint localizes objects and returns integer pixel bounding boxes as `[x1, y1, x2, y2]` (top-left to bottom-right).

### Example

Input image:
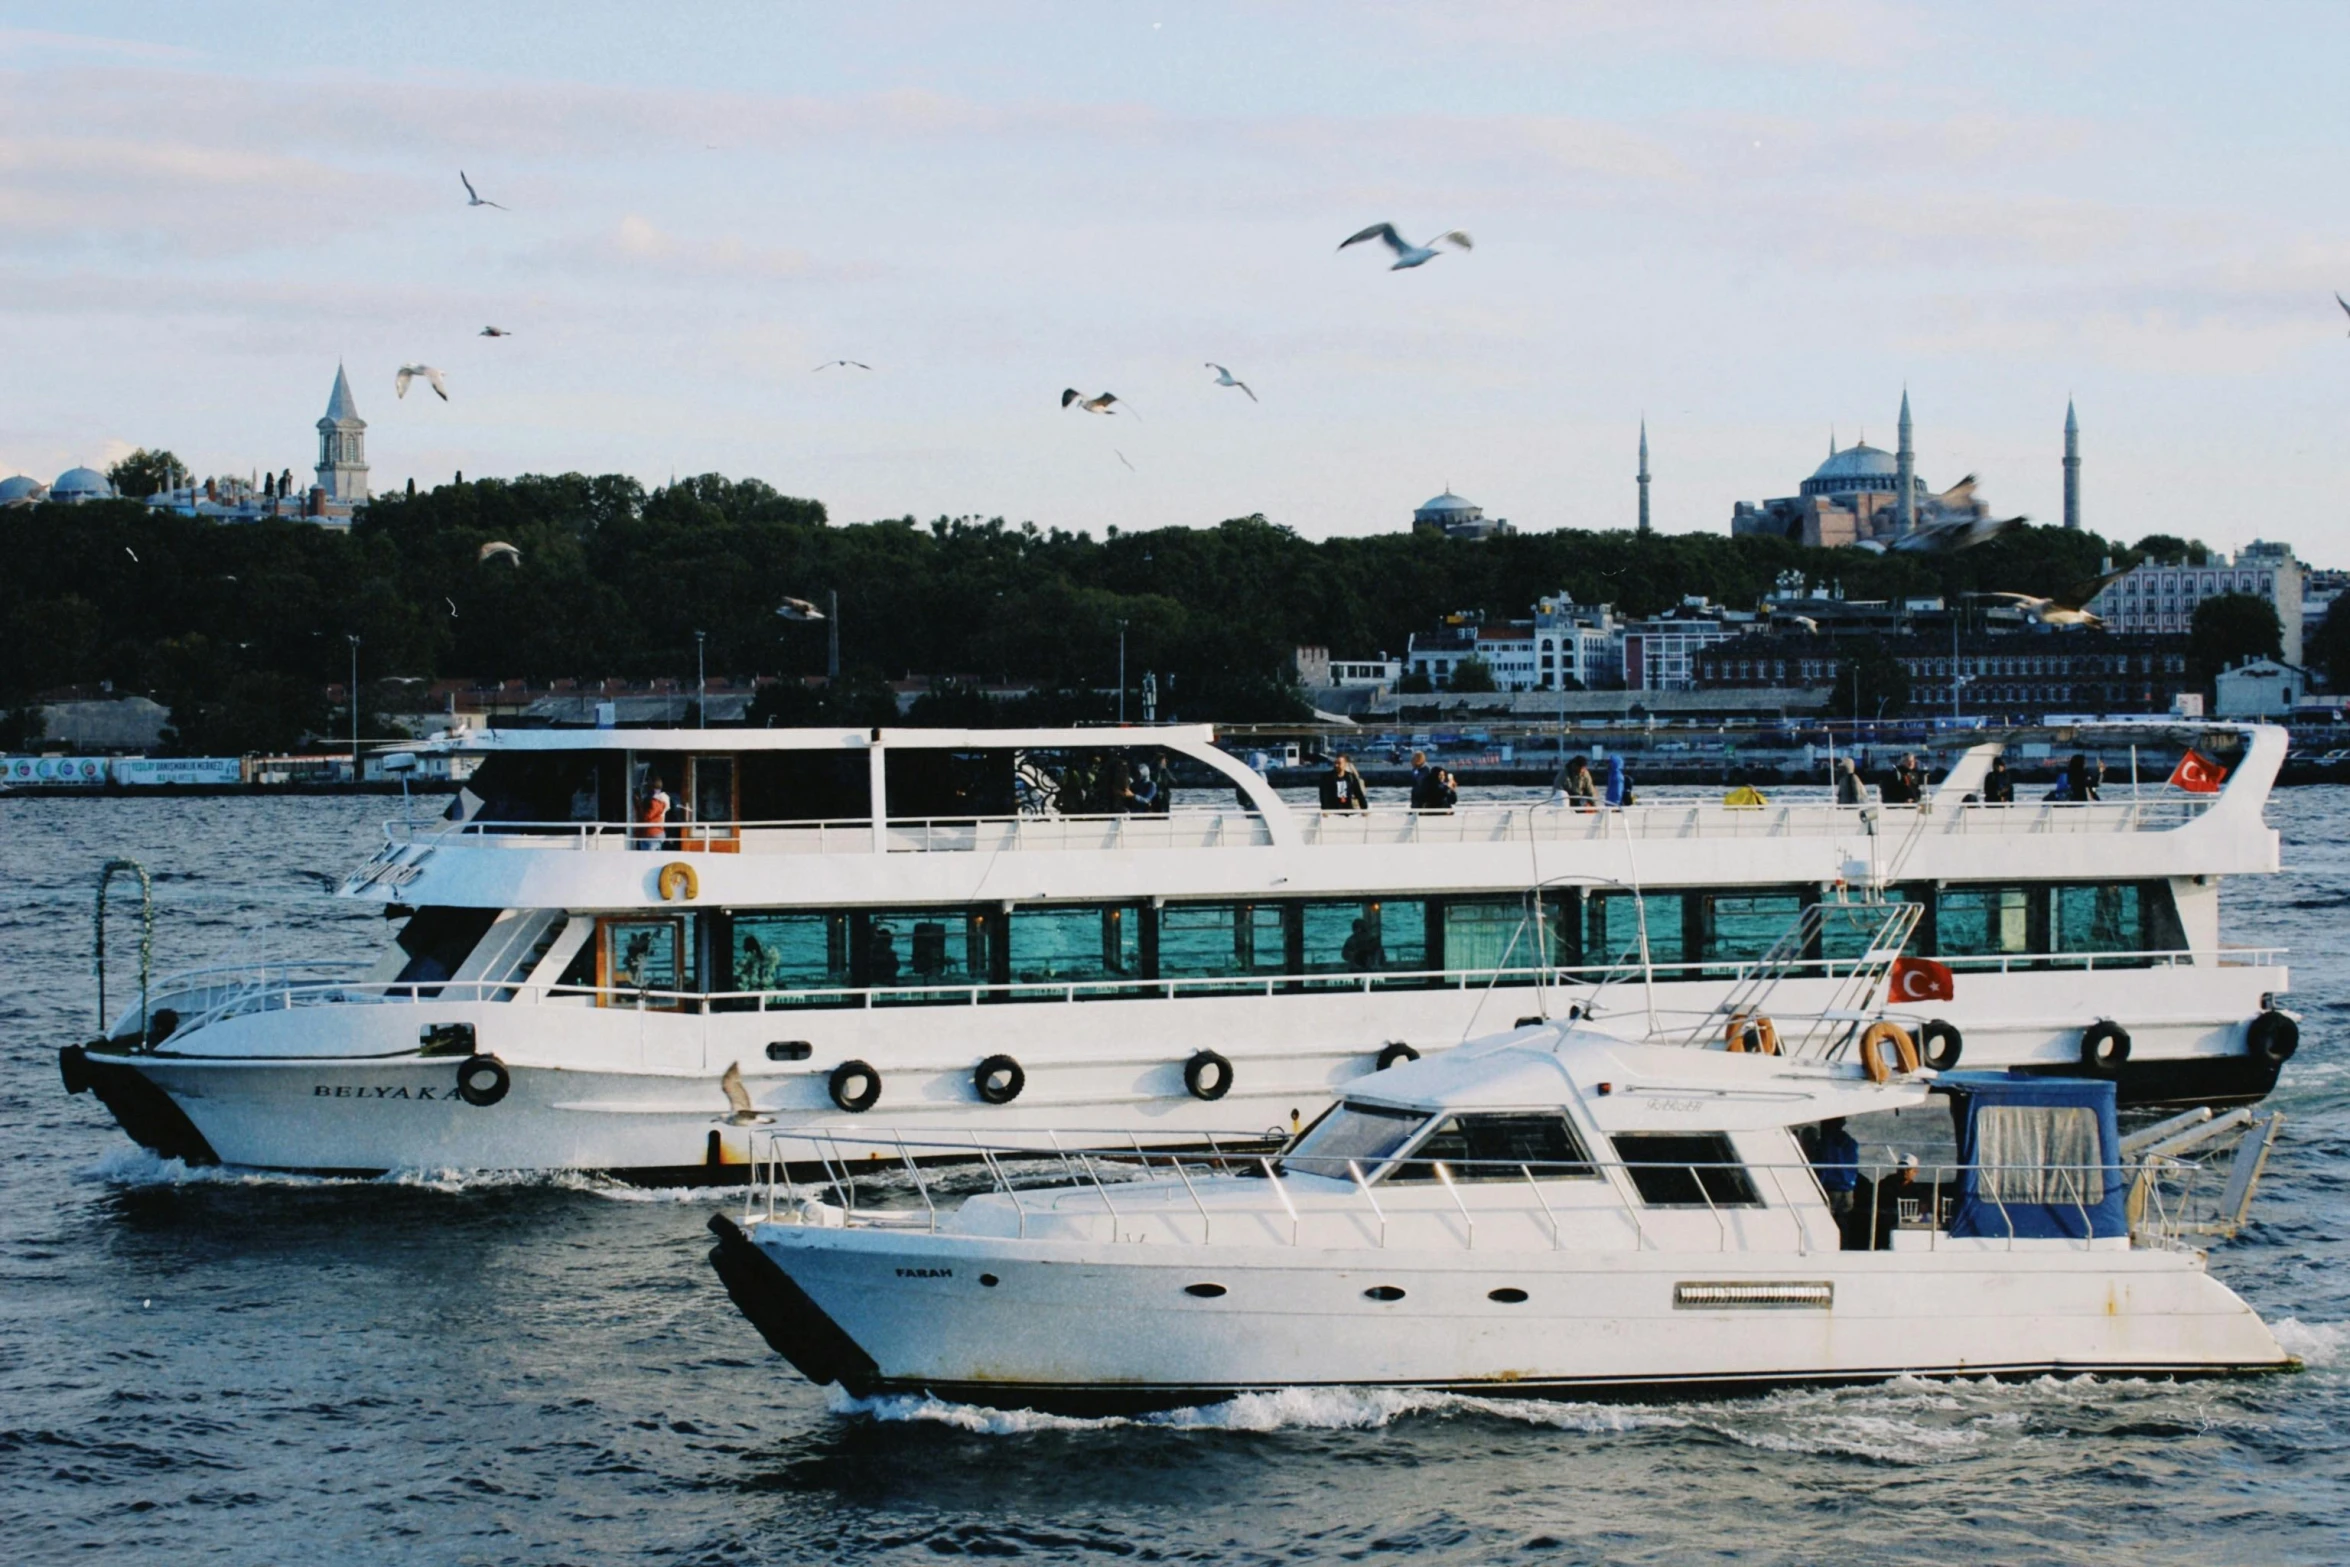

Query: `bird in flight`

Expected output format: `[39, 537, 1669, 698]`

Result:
[1205, 363, 1258, 402]
[1340, 222, 1473, 270]
[396, 365, 449, 401]
[1116, 450, 1137, 472]
[123, 546, 138, 563]
[813, 359, 872, 371]
[776, 596, 827, 622]
[719, 1061, 771, 1125]
[477, 540, 522, 566]
[1062, 389, 1127, 415]
[445, 597, 459, 618]
[1965, 566, 2130, 629]
[460, 172, 506, 209]
[2337, 292, 2350, 334]
[480, 326, 512, 337]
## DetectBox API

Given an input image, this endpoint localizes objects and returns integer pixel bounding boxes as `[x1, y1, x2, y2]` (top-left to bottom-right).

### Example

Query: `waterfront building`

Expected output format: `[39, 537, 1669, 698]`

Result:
[1414, 489, 1511, 541]
[1404, 593, 1619, 691]
[2214, 657, 2310, 720]
[1695, 631, 2191, 718]
[316, 362, 370, 507]
[1621, 598, 1752, 691]
[2086, 546, 2303, 666]
[1729, 394, 2002, 550]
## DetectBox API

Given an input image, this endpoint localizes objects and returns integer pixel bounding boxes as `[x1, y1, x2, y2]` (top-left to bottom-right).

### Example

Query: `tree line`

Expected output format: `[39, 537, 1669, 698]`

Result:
[0, 468, 2304, 752]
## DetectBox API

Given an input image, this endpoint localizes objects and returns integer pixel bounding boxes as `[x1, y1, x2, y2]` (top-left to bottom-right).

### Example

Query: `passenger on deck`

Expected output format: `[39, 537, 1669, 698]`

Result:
[1806, 1117, 1859, 1228]
[1420, 767, 1458, 810]
[1983, 756, 2015, 804]
[1604, 755, 1634, 807]
[1408, 750, 1431, 800]
[1723, 775, 1768, 808]
[1835, 758, 1865, 806]
[635, 774, 670, 849]
[1563, 757, 1598, 810]
[1319, 754, 1368, 811]
[1130, 763, 1159, 812]
[867, 927, 901, 985]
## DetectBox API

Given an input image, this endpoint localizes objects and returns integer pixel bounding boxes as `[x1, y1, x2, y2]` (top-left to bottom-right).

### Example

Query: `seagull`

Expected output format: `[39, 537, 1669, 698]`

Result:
[1965, 566, 2131, 630]
[480, 326, 512, 337]
[2337, 292, 2350, 334]
[1116, 450, 1136, 472]
[477, 540, 522, 566]
[812, 359, 872, 371]
[123, 546, 138, 563]
[1062, 389, 1127, 415]
[776, 596, 827, 622]
[396, 365, 449, 401]
[719, 1061, 771, 1125]
[1205, 363, 1258, 402]
[1338, 222, 1473, 270]
[445, 597, 459, 618]
[460, 172, 506, 210]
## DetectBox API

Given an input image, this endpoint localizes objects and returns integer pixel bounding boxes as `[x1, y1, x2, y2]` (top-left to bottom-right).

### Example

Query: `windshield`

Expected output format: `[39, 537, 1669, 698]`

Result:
[1278, 1103, 1428, 1180]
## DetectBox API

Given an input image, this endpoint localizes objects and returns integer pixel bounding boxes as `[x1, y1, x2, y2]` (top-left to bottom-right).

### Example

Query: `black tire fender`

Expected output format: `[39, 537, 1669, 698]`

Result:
[456, 1053, 510, 1107]
[2079, 1020, 2131, 1077]
[1375, 1041, 1420, 1071]
[829, 1059, 882, 1114]
[2247, 1009, 2299, 1064]
[973, 1054, 1025, 1105]
[1183, 1049, 1233, 1102]
[1919, 1019, 1963, 1072]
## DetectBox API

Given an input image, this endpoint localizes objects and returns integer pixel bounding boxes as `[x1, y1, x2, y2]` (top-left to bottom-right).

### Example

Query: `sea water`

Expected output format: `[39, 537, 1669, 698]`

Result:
[1, 789, 2344, 1565]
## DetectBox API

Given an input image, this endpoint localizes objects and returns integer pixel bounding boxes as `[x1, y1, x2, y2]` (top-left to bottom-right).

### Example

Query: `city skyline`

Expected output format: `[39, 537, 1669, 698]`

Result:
[5, 5, 2349, 556]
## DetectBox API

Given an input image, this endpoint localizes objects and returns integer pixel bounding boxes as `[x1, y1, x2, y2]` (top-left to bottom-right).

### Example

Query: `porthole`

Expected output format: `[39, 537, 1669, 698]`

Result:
[1363, 1285, 1406, 1302]
[1488, 1287, 1529, 1304]
[979, 1273, 999, 1288]
[1183, 1282, 1227, 1299]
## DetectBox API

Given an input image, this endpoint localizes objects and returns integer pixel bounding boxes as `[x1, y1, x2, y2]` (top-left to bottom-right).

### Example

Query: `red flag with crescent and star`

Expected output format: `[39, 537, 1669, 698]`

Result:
[2169, 748, 2227, 794]
[1888, 955, 1956, 1005]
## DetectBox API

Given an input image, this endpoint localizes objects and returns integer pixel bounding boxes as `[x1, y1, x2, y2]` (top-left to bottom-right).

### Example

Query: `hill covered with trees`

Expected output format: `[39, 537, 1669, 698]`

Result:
[0, 470, 2172, 750]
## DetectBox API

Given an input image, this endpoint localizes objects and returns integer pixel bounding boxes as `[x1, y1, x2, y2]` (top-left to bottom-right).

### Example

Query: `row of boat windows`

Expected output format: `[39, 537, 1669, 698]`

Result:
[388, 879, 2189, 1000]
[1278, 1105, 1758, 1206]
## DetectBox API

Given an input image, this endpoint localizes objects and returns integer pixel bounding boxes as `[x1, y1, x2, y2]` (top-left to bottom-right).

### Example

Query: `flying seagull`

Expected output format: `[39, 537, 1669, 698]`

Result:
[477, 540, 522, 566]
[1965, 566, 2131, 630]
[1205, 363, 1258, 402]
[719, 1061, 771, 1126]
[124, 546, 138, 563]
[460, 171, 506, 209]
[1062, 389, 1128, 415]
[813, 359, 872, 371]
[480, 326, 512, 337]
[2337, 292, 2350, 334]
[396, 365, 449, 401]
[1116, 450, 1136, 472]
[445, 597, 459, 618]
[776, 596, 826, 622]
[1339, 222, 1473, 270]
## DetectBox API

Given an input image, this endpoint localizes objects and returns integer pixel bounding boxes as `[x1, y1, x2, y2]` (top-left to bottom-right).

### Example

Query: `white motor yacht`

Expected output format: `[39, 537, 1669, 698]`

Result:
[708, 1017, 2291, 1413]
[60, 722, 2300, 1180]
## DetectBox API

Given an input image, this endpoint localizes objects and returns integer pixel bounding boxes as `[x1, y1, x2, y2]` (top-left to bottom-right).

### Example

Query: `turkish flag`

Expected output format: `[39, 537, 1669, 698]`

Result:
[1888, 956, 1956, 1005]
[2169, 749, 2227, 794]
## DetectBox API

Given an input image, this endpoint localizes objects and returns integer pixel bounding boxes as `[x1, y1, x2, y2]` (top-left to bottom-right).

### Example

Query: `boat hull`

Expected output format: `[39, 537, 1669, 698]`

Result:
[710, 1216, 2295, 1414]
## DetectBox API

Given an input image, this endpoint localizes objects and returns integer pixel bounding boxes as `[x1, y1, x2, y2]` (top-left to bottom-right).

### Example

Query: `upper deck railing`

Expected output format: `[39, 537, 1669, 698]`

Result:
[379, 794, 2221, 857]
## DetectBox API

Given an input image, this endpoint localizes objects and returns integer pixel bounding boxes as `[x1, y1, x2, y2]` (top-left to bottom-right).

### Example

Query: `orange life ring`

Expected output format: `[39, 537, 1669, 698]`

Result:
[1726, 1013, 1780, 1056]
[1858, 1020, 1920, 1083]
[657, 861, 700, 901]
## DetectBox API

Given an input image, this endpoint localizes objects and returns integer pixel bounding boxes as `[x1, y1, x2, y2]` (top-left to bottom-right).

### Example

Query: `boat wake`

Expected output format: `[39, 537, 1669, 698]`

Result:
[827, 1383, 1686, 1437]
[2271, 1317, 2346, 1368]
[80, 1147, 706, 1198]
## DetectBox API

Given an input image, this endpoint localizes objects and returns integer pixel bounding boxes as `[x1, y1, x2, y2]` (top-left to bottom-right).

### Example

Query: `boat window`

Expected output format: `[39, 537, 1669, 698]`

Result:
[691, 756, 737, 831]
[1815, 888, 1917, 964]
[597, 915, 688, 1007]
[464, 753, 601, 829]
[1441, 896, 1572, 979]
[1935, 886, 2033, 957]
[1005, 903, 1142, 998]
[738, 750, 871, 824]
[1694, 892, 1805, 966]
[1158, 901, 1289, 990]
[1277, 1102, 1427, 1180]
[1299, 899, 1430, 987]
[392, 907, 499, 988]
[719, 911, 851, 1008]
[859, 908, 993, 1004]
[1585, 891, 1684, 971]
[1610, 1132, 1762, 1207]
[1977, 1106, 2105, 1206]
[1386, 1113, 1596, 1183]
[2048, 883, 2146, 958]
[885, 748, 1017, 819]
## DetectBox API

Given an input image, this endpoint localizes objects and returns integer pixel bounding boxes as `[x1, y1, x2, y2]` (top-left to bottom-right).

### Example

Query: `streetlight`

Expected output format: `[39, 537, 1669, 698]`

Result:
[346, 634, 360, 783]
[1117, 619, 1130, 724]
[695, 630, 706, 729]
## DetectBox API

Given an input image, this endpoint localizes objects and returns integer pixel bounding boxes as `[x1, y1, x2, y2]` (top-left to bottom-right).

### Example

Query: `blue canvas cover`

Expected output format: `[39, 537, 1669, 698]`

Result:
[1941, 1072, 2127, 1240]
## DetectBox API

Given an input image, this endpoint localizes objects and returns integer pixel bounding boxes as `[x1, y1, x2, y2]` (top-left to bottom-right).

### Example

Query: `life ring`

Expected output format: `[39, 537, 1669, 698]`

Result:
[973, 1054, 1025, 1105]
[1184, 1049, 1233, 1102]
[657, 861, 699, 901]
[1919, 1019, 1963, 1072]
[456, 1053, 510, 1107]
[828, 1059, 881, 1113]
[1857, 1021, 1920, 1084]
[1376, 1041, 1421, 1071]
[2079, 1020, 2131, 1076]
[1726, 1013, 1780, 1056]
[2247, 1010, 2299, 1064]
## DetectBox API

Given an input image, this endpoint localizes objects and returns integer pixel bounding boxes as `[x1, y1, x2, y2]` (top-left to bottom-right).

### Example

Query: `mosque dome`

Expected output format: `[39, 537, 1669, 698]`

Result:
[1414, 490, 1485, 528]
[1418, 491, 1477, 514]
[0, 475, 42, 504]
[1799, 443, 1912, 499]
[51, 466, 115, 503]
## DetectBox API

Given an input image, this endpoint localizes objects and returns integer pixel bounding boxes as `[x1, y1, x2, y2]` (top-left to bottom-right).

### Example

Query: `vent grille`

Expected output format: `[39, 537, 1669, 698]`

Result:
[1674, 1281, 1833, 1311]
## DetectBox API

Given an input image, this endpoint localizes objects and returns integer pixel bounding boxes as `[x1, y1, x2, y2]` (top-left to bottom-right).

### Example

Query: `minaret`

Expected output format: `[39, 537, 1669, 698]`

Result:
[1894, 388, 1915, 536]
[2063, 399, 2081, 531]
[315, 362, 369, 504]
[1636, 419, 1651, 534]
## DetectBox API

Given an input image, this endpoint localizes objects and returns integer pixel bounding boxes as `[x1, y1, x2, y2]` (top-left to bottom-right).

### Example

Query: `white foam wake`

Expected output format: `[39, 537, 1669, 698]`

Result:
[825, 1383, 1691, 1435]
[2271, 1318, 2347, 1368]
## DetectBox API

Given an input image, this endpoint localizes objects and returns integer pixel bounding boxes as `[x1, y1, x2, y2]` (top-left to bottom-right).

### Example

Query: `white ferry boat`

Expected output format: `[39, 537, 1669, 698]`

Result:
[705, 1015, 2291, 1412]
[59, 723, 2300, 1180]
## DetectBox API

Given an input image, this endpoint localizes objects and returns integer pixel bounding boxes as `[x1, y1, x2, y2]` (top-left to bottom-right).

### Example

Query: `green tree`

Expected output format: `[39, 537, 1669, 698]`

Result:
[106, 448, 182, 501]
[1836, 638, 1911, 721]
[1447, 656, 1499, 692]
[2131, 534, 2211, 566]
[2306, 604, 2350, 693]
[2189, 592, 2283, 687]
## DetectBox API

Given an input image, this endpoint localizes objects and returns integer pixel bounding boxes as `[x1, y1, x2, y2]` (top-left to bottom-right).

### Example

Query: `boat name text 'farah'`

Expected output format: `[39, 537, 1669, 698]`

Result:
[896, 1267, 953, 1279]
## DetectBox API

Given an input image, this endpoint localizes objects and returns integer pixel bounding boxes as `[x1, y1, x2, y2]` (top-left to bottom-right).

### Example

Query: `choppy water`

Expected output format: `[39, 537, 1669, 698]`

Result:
[2, 790, 2345, 1565]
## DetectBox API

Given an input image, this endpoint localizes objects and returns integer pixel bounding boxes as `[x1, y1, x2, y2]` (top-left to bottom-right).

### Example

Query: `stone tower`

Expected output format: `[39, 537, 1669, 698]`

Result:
[315, 363, 369, 504]
[2063, 398, 2081, 531]
[1894, 388, 1915, 536]
[1637, 419, 1651, 534]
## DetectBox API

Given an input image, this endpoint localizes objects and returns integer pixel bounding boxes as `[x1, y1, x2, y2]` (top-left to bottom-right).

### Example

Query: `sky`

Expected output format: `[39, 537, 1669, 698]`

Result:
[5, 3, 2349, 559]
